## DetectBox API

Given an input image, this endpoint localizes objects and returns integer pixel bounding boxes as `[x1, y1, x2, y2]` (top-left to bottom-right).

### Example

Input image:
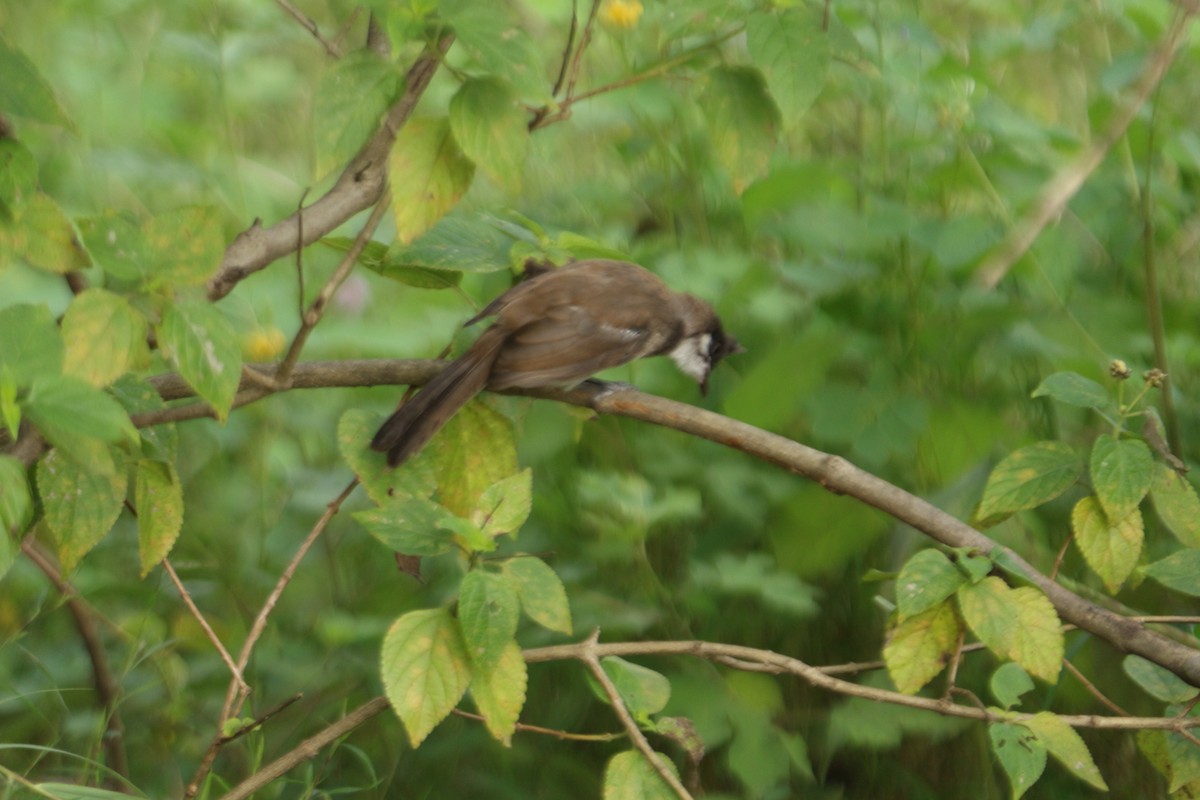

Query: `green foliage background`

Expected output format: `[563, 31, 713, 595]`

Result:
[3, 0, 1200, 797]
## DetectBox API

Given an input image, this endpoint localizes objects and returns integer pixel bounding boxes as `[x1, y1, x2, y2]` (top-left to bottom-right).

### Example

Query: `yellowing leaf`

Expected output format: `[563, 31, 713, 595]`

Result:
[1007, 587, 1063, 684]
[380, 608, 471, 747]
[895, 548, 965, 620]
[1150, 463, 1200, 548]
[957, 576, 1016, 658]
[977, 441, 1081, 522]
[390, 117, 475, 244]
[503, 555, 572, 635]
[61, 289, 148, 387]
[449, 77, 529, 191]
[603, 750, 680, 800]
[159, 300, 242, 422]
[136, 459, 184, 576]
[883, 600, 960, 695]
[4, 191, 88, 273]
[36, 447, 127, 571]
[1089, 434, 1152, 522]
[1071, 495, 1142, 593]
[1024, 712, 1108, 791]
[432, 399, 516, 516]
[469, 640, 527, 747]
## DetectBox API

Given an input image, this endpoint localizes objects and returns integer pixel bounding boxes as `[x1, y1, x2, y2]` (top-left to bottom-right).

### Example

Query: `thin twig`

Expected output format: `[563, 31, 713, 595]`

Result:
[975, 4, 1199, 288]
[220, 693, 304, 744]
[451, 709, 625, 742]
[162, 558, 247, 694]
[1050, 531, 1073, 581]
[578, 630, 694, 800]
[275, 0, 341, 58]
[1063, 658, 1131, 717]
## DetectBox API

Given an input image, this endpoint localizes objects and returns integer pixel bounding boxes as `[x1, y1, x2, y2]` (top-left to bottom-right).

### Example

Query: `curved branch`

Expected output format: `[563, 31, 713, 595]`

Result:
[205, 34, 454, 301]
[133, 357, 1200, 687]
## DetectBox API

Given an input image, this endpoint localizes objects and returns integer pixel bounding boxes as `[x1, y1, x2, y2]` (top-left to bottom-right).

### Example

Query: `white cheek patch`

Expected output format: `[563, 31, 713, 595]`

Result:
[669, 333, 711, 383]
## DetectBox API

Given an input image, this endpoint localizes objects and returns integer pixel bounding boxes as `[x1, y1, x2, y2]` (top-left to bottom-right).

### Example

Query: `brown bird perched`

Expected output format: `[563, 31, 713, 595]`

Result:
[371, 259, 743, 467]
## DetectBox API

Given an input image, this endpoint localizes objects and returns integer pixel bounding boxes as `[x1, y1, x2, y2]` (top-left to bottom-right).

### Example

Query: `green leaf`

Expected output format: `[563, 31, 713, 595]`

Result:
[1123, 654, 1199, 704]
[1089, 434, 1153, 522]
[458, 569, 520, 667]
[991, 663, 1035, 710]
[441, 0, 549, 102]
[352, 498, 457, 557]
[111, 374, 178, 463]
[380, 608, 471, 747]
[387, 212, 518, 275]
[0, 138, 38, 215]
[0, 303, 63, 386]
[142, 206, 224, 287]
[603, 750, 680, 800]
[1008, 587, 1064, 684]
[0, 454, 32, 535]
[1071, 496, 1142, 593]
[5, 191, 89, 273]
[989, 721, 1046, 799]
[25, 374, 138, 449]
[1150, 462, 1200, 547]
[689, 552, 819, 618]
[76, 210, 148, 281]
[699, 65, 781, 193]
[313, 50, 403, 177]
[745, 7, 830, 126]
[883, 600, 960, 695]
[1165, 715, 1200, 791]
[0, 32, 73, 126]
[159, 300, 243, 422]
[450, 77, 529, 191]
[390, 117, 475, 244]
[958, 576, 1017, 659]
[135, 459, 184, 576]
[601, 657, 671, 720]
[502, 555, 572, 635]
[1024, 712, 1107, 790]
[432, 400, 517, 517]
[474, 468, 532, 538]
[322, 237, 463, 290]
[36, 447, 128, 571]
[468, 639, 527, 747]
[896, 548, 966, 620]
[61, 289, 148, 388]
[1141, 548, 1200, 596]
[1031, 372, 1110, 409]
[337, 408, 437, 506]
[977, 441, 1081, 521]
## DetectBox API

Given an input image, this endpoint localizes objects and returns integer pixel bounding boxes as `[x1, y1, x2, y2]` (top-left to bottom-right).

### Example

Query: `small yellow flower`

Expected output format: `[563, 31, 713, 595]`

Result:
[243, 327, 287, 362]
[601, 0, 643, 29]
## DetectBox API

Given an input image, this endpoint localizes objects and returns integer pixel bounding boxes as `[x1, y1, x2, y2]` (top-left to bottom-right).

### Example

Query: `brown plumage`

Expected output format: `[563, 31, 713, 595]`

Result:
[370, 259, 741, 467]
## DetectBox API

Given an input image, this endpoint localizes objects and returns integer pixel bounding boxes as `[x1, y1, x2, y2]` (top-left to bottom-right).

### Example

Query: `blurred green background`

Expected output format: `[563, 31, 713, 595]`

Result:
[3, 0, 1200, 797]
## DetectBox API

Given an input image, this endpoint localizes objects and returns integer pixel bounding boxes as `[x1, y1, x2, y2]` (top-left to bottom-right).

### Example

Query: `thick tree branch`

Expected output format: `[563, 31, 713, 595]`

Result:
[205, 34, 454, 301]
[132, 357, 1200, 687]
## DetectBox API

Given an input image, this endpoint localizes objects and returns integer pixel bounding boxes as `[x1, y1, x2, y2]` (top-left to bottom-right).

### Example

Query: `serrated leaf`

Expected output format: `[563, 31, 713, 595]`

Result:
[603, 750, 680, 800]
[474, 468, 532, 538]
[699, 66, 781, 193]
[159, 300, 242, 422]
[432, 400, 517, 516]
[337, 408, 437, 505]
[1123, 655, 1199, 704]
[469, 639, 526, 746]
[1071, 495, 1142, 593]
[143, 206, 224, 287]
[25, 374, 138, 448]
[6, 191, 89, 273]
[1008, 587, 1063, 683]
[36, 447, 127, 571]
[601, 656, 671, 720]
[111, 374, 178, 463]
[390, 117, 475, 244]
[0, 303, 63, 386]
[503, 555, 572, 635]
[989, 721, 1046, 800]
[883, 600, 960, 695]
[745, 7, 830, 125]
[896, 548, 965, 620]
[1165, 717, 1200, 792]
[1089, 434, 1153, 522]
[958, 576, 1017, 659]
[387, 212, 517, 274]
[459, 569, 520, 667]
[977, 441, 1081, 521]
[135, 459, 184, 576]
[450, 77, 529, 191]
[380, 608, 471, 747]
[1024, 712, 1108, 791]
[991, 663, 1035, 710]
[352, 499, 456, 557]
[0, 32, 73, 127]
[1151, 463, 1200, 547]
[61, 289, 148, 387]
[313, 50, 403, 177]
[324, 232, 464, 289]
[1141, 549, 1200, 596]
[1031, 372, 1110, 409]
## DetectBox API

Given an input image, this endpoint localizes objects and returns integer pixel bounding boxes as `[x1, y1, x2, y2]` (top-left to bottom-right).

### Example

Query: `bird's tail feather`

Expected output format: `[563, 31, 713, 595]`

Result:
[370, 328, 505, 467]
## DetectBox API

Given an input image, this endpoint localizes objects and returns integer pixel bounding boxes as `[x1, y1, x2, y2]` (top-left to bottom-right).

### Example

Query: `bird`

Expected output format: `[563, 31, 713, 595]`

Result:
[370, 258, 743, 467]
